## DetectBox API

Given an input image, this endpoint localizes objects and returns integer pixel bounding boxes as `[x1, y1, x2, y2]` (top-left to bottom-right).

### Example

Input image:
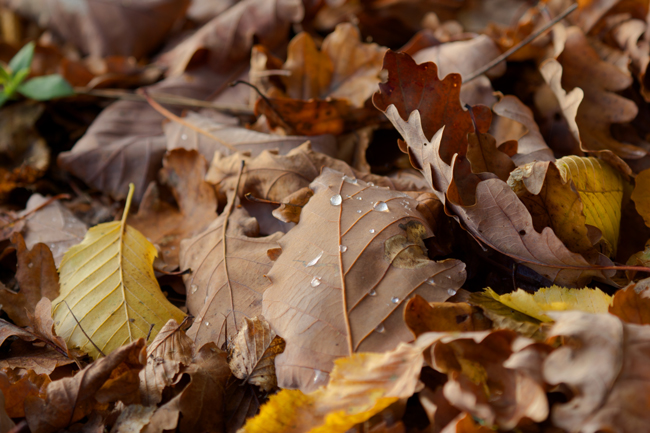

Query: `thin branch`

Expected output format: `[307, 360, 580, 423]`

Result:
[74, 87, 255, 116]
[62, 301, 106, 358]
[462, 3, 578, 84]
[0, 194, 70, 231]
[229, 80, 292, 129]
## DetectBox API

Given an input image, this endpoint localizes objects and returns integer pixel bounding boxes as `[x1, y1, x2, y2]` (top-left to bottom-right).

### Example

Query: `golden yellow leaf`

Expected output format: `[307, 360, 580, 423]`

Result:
[482, 286, 612, 322]
[52, 184, 186, 359]
[556, 156, 623, 256]
[632, 168, 650, 229]
[240, 336, 430, 433]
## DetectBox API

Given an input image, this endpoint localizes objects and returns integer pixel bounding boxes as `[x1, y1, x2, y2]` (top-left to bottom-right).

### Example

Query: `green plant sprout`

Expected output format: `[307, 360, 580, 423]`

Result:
[0, 41, 74, 107]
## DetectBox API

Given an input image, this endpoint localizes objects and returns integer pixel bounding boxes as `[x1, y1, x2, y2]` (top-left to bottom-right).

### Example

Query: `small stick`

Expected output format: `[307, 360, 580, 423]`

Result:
[63, 301, 106, 358]
[0, 194, 71, 230]
[229, 80, 292, 129]
[462, 3, 578, 84]
[146, 323, 155, 342]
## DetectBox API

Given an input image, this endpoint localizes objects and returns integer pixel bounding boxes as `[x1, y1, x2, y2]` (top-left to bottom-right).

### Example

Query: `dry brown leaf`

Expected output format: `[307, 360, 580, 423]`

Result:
[540, 27, 644, 160]
[0, 368, 50, 417]
[129, 149, 217, 270]
[373, 50, 616, 286]
[24, 338, 145, 433]
[0, 391, 14, 433]
[404, 295, 492, 337]
[229, 316, 285, 392]
[466, 132, 515, 182]
[111, 405, 156, 433]
[165, 111, 338, 162]
[543, 311, 650, 432]
[0, 340, 74, 376]
[262, 168, 466, 391]
[0, 234, 59, 327]
[428, 330, 550, 430]
[21, 194, 88, 267]
[613, 19, 650, 101]
[182, 199, 282, 349]
[468, 291, 544, 339]
[159, 0, 303, 77]
[224, 379, 261, 433]
[609, 282, 650, 325]
[139, 319, 194, 406]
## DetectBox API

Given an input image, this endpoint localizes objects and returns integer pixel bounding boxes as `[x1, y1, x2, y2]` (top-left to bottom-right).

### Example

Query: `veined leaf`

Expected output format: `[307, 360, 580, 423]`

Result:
[52, 184, 185, 359]
[481, 286, 612, 322]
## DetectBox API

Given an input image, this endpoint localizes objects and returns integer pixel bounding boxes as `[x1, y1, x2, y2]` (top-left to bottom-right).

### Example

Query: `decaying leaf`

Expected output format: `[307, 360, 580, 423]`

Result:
[139, 319, 194, 406]
[53, 184, 185, 359]
[240, 334, 433, 433]
[229, 316, 285, 392]
[0, 233, 59, 326]
[632, 168, 650, 229]
[24, 339, 146, 433]
[468, 291, 544, 339]
[0, 368, 50, 417]
[478, 287, 612, 322]
[263, 168, 466, 391]
[0, 391, 14, 433]
[543, 311, 650, 432]
[609, 282, 650, 325]
[404, 295, 492, 337]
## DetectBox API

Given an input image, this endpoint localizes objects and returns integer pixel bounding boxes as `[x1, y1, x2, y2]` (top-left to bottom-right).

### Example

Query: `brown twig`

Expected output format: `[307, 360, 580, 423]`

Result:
[0, 193, 71, 231]
[74, 87, 255, 116]
[462, 3, 578, 84]
[229, 80, 292, 129]
[62, 301, 106, 358]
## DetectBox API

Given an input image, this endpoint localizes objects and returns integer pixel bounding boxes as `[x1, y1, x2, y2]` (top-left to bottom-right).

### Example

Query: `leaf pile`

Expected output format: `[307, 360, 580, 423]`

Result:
[3, 1, 650, 432]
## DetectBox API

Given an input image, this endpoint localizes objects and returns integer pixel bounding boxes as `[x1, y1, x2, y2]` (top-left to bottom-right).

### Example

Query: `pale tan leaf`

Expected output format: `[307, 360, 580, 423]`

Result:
[53, 185, 186, 359]
[229, 316, 285, 392]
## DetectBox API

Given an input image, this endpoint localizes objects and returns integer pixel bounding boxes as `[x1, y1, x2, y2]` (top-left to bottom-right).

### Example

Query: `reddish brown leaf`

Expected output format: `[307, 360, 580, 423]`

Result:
[404, 295, 492, 337]
[0, 369, 50, 417]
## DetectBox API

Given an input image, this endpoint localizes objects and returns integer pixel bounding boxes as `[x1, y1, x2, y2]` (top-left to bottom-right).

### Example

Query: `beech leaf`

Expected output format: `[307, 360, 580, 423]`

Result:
[52, 184, 186, 359]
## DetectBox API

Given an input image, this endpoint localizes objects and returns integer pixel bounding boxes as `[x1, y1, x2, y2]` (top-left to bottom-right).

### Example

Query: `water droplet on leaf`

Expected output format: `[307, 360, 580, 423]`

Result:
[342, 175, 358, 185]
[339, 245, 347, 252]
[368, 289, 377, 296]
[369, 229, 375, 233]
[191, 284, 198, 294]
[330, 194, 342, 206]
[375, 323, 385, 333]
[391, 296, 399, 304]
[306, 251, 323, 267]
[373, 201, 389, 212]
[447, 288, 457, 296]
[310, 277, 322, 287]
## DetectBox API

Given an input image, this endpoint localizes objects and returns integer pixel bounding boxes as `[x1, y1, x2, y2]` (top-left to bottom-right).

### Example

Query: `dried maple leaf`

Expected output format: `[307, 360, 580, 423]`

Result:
[139, 319, 194, 406]
[404, 295, 492, 337]
[543, 311, 650, 432]
[182, 195, 283, 349]
[21, 194, 87, 267]
[0, 234, 59, 327]
[229, 316, 285, 392]
[372, 50, 615, 286]
[540, 27, 644, 160]
[262, 168, 466, 391]
[129, 149, 218, 270]
[24, 338, 145, 433]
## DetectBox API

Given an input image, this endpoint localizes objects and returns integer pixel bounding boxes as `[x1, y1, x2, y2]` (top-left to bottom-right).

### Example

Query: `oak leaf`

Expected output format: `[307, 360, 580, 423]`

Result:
[24, 338, 146, 433]
[372, 50, 615, 286]
[229, 316, 285, 392]
[262, 168, 466, 391]
[53, 185, 185, 359]
[543, 311, 650, 432]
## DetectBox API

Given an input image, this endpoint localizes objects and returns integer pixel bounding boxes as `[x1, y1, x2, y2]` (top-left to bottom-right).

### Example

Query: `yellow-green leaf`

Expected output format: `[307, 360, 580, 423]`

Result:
[52, 184, 185, 359]
[556, 156, 623, 256]
[482, 286, 612, 322]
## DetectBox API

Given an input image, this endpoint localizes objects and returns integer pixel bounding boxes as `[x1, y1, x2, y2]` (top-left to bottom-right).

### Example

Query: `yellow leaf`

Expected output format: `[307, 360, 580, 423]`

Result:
[556, 156, 623, 256]
[52, 184, 186, 359]
[240, 337, 428, 433]
[483, 286, 612, 322]
[632, 168, 650, 229]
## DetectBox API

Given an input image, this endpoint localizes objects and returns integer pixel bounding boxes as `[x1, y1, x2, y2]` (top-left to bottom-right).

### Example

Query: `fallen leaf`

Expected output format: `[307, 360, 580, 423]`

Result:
[53, 184, 186, 359]
[543, 311, 650, 432]
[263, 168, 466, 391]
[372, 50, 615, 286]
[111, 405, 156, 433]
[0, 340, 74, 376]
[0, 391, 14, 433]
[466, 132, 515, 182]
[229, 316, 285, 392]
[404, 295, 492, 337]
[632, 168, 650, 228]
[24, 338, 146, 433]
[468, 291, 543, 339]
[480, 286, 612, 323]
[0, 368, 50, 417]
[0, 233, 59, 326]
[224, 379, 261, 433]
[182, 198, 282, 349]
[139, 319, 194, 406]
[129, 149, 218, 270]
[609, 282, 650, 325]
[21, 194, 88, 267]
[240, 334, 433, 433]
[612, 18, 650, 101]
[540, 27, 644, 159]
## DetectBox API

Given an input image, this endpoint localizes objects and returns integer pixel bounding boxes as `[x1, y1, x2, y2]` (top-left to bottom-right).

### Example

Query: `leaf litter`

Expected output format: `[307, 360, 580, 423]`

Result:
[4, 1, 650, 432]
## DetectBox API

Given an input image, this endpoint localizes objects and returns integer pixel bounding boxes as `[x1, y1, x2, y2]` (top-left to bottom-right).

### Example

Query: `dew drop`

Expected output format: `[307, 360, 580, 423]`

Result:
[191, 284, 198, 294]
[368, 289, 377, 297]
[330, 194, 342, 206]
[27, 262, 33, 269]
[181, 134, 188, 140]
[313, 370, 328, 386]
[342, 175, 358, 185]
[355, 196, 362, 200]
[373, 201, 389, 212]
[446, 275, 452, 279]
[391, 296, 400, 304]
[310, 277, 322, 287]
[369, 229, 375, 234]
[447, 288, 457, 296]
[339, 245, 348, 253]
[426, 278, 436, 286]
[357, 210, 362, 213]
[367, 182, 375, 187]
[306, 251, 323, 267]
[375, 323, 385, 333]
[205, 322, 210, 327]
